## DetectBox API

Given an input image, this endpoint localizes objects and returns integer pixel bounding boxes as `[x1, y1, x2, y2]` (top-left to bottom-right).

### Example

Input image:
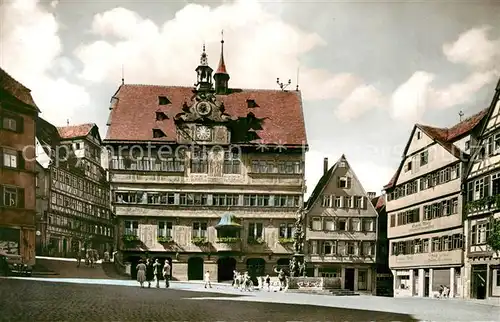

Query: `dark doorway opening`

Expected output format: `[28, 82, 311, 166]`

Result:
[471, 265, 487, 299]
[188, 257, 204, 280]
[129, 256, 141, 280]
[217, 257, 236, 282]
[276, 258, 290, 273]
[345, 268, 355, 291]
[246, 258, 266, 285]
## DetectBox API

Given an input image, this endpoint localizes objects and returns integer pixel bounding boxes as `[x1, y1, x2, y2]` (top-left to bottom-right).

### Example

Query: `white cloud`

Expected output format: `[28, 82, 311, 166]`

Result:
[390, 26, 500, 124]
[304, 149, 393, 200]
[0, 0, 90, 126]
[75, 1, 377, 104]
[390, 71, 435, 123]
[443, 26, 500, 70]
[335, 84, 387, 122]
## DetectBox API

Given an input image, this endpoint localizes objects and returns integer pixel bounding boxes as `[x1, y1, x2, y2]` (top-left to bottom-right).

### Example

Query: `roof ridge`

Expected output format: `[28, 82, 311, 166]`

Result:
[57, 123, 95, 128]
[122, 83, 301, 94]
[418, 108, 487, 131]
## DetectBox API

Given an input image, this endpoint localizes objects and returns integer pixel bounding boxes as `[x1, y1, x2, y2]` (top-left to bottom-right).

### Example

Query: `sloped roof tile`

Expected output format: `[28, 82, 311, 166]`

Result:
[57, 123, 95, 139]
[384, 108, 488, 189]
[0, 67, 39, 111]
[105, 85, 307, 145]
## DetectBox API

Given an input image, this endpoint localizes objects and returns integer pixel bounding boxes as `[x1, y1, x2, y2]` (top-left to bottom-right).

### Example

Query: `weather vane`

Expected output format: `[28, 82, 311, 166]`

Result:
[277, 77, 291, 91]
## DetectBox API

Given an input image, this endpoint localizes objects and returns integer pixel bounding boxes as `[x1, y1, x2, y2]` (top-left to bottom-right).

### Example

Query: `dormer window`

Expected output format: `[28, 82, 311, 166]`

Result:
[156, 111, 168, 121]
[406, 161, 412, 172]
[158, 96, 171, 105]
[247, 99, 258, 108]
[153, 129, 166, 138]
[338, 176, 351, 189]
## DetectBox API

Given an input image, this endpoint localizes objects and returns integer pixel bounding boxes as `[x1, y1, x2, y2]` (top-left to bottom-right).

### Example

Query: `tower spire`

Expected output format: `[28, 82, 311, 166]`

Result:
[195, 42, 213, 91]
[214, 30, 230, 94]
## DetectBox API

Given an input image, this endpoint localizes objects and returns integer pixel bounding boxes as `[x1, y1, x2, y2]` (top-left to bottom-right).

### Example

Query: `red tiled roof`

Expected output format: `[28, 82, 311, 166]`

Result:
[374, 195, 385, 209]
[105, 85, 307, 145]
[57, 123, 95, 139]
[384, 108, 488, 189]
[0, 67, 39, 111]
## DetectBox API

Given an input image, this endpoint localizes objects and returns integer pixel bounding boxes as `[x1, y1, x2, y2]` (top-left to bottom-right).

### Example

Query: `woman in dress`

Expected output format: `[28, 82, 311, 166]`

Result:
[136, 259, 147, 288]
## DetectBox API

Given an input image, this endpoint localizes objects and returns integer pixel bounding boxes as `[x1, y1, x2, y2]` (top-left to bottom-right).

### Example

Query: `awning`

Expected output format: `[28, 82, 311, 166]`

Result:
[215, 214, 241, 229]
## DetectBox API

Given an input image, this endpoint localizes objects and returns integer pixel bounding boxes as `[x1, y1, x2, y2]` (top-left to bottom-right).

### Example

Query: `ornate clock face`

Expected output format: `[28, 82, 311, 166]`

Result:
[195, 126, 211, 141]
[196, 102, 211, 116]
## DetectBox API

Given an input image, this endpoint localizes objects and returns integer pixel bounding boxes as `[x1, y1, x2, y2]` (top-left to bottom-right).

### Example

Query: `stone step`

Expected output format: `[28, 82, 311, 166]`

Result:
[328, 289, 360, 296]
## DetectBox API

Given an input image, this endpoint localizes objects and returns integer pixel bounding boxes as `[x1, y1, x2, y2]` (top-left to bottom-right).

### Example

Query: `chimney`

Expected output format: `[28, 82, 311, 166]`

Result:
[367, 192, 376, 199]
[323, 157, 328, 175]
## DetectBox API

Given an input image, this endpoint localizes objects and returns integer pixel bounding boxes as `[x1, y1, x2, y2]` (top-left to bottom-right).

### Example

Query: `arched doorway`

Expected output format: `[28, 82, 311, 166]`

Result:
[246, 258, 266, 285]
[188, 257, 204, 280]
[217, 257, 236, 282]
[276, 258, 290, 273]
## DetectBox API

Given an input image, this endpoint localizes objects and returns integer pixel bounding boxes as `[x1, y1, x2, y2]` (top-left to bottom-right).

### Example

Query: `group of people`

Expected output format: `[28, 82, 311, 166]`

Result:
[136, 258, 172, 288]
[438, 285, 451, 298]
[76, 249, 98, 268]
[232, 270, 254, 291]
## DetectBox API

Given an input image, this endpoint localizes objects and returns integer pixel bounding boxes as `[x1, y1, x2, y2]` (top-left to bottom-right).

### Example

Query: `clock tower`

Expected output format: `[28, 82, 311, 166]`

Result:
[174, 44, 231, 145]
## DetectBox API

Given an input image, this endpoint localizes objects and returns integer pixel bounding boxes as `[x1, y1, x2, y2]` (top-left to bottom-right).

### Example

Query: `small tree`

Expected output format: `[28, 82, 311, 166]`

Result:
[487, 219, 500, 255]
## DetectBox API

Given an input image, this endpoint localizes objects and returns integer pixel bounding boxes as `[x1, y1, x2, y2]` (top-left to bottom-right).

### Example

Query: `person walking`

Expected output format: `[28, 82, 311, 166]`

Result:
[152, 258, 163, 288]
[162, 260, 171, 288]
[265, 274, 271, 292]
[145, 258, 154, 288]
[136, 259, 147, 288]
[204, 270, 212, 288]
[76, 249, 82, 268]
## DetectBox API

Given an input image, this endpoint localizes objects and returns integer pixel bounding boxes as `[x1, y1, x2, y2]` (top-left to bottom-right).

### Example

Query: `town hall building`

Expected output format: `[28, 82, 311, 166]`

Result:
[105, 38, 307, 282]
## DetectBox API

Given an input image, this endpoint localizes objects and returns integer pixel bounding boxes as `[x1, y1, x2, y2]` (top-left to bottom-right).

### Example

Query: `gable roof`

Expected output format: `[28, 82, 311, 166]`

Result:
[372, 195, 385, 211]
[305, 162, 336, 210]
[464, 77, 500, 179]
[57, 123, 95, 139]
[105, 84, 307, 146]
[384, 108, 488, 189]
[0, 67, 39, 111]
[305, 154, 376, 213]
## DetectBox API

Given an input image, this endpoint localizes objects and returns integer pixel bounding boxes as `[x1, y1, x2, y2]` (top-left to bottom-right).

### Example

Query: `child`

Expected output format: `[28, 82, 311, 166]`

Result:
[265, 274, 271, 291]
[204, 270, 212, 288]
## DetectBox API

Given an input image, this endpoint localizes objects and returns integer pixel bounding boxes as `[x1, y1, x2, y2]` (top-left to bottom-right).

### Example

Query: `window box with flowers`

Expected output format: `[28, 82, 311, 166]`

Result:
[466, 195, 500, 213]
[122, 234, 140, 244]
[278, 237, 294, 244]
[192, 236, 209, 246]
[216, 237, 241, 243]
[157, 236, 174, 244]
[247, 237, 265, 245]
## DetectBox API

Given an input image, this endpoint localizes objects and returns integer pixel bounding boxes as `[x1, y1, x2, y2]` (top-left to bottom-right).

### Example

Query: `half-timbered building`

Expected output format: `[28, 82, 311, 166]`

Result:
[463, 78, 500, 300]
[36, 119, 114, 257]
[384, 108, 487, 298]
[304, 155, 378, 294]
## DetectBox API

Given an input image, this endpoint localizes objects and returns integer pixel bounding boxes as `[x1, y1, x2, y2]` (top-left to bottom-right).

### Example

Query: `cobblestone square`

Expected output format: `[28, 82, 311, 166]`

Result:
[1, 277, 499, 321]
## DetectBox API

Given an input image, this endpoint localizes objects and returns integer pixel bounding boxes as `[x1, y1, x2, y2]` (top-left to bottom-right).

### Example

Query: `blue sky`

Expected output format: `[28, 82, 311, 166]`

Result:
[1, 0, 499, 197]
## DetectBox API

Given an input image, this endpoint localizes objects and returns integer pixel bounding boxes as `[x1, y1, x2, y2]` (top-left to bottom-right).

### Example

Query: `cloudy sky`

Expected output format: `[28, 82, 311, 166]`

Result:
[1, 0, 499, 198]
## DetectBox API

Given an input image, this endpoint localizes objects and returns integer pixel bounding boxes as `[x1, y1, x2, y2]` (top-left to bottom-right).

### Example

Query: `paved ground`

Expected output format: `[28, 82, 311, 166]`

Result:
[0, 278, 414, 322]
[1, 277, 499, 321]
